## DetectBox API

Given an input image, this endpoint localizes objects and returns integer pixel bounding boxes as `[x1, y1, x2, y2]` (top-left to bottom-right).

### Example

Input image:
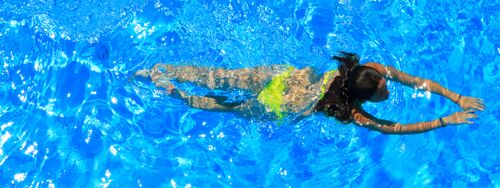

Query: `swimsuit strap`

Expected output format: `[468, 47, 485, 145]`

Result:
[319, 70, 338, 99]
[257, 66, 295, 119]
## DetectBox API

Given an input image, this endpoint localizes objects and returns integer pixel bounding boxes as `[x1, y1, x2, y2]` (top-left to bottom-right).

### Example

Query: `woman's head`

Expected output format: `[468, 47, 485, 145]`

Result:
[315, 52, 389, 122]
[349, 65, 389, 102]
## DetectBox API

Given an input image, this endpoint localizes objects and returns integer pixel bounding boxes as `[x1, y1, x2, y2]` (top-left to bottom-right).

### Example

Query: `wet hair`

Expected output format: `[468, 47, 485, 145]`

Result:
[315, 52, 383, 123]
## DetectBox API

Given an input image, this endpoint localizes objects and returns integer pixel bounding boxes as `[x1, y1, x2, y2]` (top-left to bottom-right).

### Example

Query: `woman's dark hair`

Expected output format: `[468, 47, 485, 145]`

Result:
[315, 52, 383, 123]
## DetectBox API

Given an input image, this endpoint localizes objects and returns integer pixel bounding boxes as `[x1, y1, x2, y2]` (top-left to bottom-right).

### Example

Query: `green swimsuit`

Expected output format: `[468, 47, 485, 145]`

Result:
[257, 67, 338, 119]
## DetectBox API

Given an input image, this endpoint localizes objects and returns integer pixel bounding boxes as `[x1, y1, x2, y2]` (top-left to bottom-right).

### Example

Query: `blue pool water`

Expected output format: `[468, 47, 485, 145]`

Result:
[1, 0, 499, 187]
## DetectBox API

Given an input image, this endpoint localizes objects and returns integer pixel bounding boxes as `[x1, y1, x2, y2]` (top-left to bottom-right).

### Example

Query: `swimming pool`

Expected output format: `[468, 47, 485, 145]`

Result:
[1, 0, 499, 187]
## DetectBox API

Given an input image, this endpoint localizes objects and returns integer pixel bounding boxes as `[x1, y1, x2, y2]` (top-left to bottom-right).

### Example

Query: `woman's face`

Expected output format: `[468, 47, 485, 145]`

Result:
[369, 77, 389, 102]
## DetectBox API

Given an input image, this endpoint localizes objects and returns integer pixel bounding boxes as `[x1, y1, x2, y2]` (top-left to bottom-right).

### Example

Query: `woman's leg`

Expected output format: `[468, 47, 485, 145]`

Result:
[132, 64, 288, 115]
[142, 63, 287, 93]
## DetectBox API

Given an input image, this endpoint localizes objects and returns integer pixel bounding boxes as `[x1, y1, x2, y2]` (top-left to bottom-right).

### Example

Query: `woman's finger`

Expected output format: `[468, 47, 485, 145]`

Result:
[471, 105, 482, 111]
[478, 102, 486, 108]
[464, 106, 475, 111]
[472, 101, 481, 107]
[466, 113, 475, 118]
[469, 104, 477, 108]
[465, 120, 474, 124]
[475, 99, 483, 105]
[464, 118, 471, 122]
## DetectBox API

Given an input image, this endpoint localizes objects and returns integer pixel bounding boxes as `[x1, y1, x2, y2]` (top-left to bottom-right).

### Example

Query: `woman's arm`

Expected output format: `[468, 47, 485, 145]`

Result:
[351, 107, 478, 134]
[365, 62, 486, 111]
[352, 107, 442, 134]
[365, 62, 460, 102]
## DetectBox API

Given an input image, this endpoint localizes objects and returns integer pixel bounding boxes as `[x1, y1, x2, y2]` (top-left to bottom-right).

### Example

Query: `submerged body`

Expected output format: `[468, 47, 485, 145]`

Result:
[134, 54, 485, 134]
[138, 64, 338, 119]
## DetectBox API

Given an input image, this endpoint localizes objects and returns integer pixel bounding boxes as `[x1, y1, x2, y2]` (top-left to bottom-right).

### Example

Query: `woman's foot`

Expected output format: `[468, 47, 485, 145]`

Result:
[153, 76, 176, 94]
[131, 65, 179, 95]
[134, 69, 151, 78]
[149, 67, 177, 94]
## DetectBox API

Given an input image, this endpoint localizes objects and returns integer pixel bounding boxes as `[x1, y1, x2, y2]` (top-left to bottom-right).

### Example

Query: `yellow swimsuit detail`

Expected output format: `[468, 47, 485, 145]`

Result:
[257, 67, 338, 119]
[319, 69, 338, 99]
[257, 66, 294, 119]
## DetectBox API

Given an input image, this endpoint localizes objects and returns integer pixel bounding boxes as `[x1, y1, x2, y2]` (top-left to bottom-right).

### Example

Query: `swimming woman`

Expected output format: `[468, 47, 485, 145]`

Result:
[133, 52, 485, 134]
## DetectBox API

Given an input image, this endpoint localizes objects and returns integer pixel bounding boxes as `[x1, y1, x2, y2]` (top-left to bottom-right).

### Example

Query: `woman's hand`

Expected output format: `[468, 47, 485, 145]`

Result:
[456, 95, 486, 111]
[443, 110, 478, 125]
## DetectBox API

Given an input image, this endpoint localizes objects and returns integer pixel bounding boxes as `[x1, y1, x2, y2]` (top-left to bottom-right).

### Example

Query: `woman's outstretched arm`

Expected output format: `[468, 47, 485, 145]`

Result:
[351, 107, 478, 134]
[365, 62, 460, 101]
[365, 62, 485, 111]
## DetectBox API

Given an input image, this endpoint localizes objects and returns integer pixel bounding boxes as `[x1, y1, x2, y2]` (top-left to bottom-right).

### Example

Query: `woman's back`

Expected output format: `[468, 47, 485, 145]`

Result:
[280, 67, 339, 114]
